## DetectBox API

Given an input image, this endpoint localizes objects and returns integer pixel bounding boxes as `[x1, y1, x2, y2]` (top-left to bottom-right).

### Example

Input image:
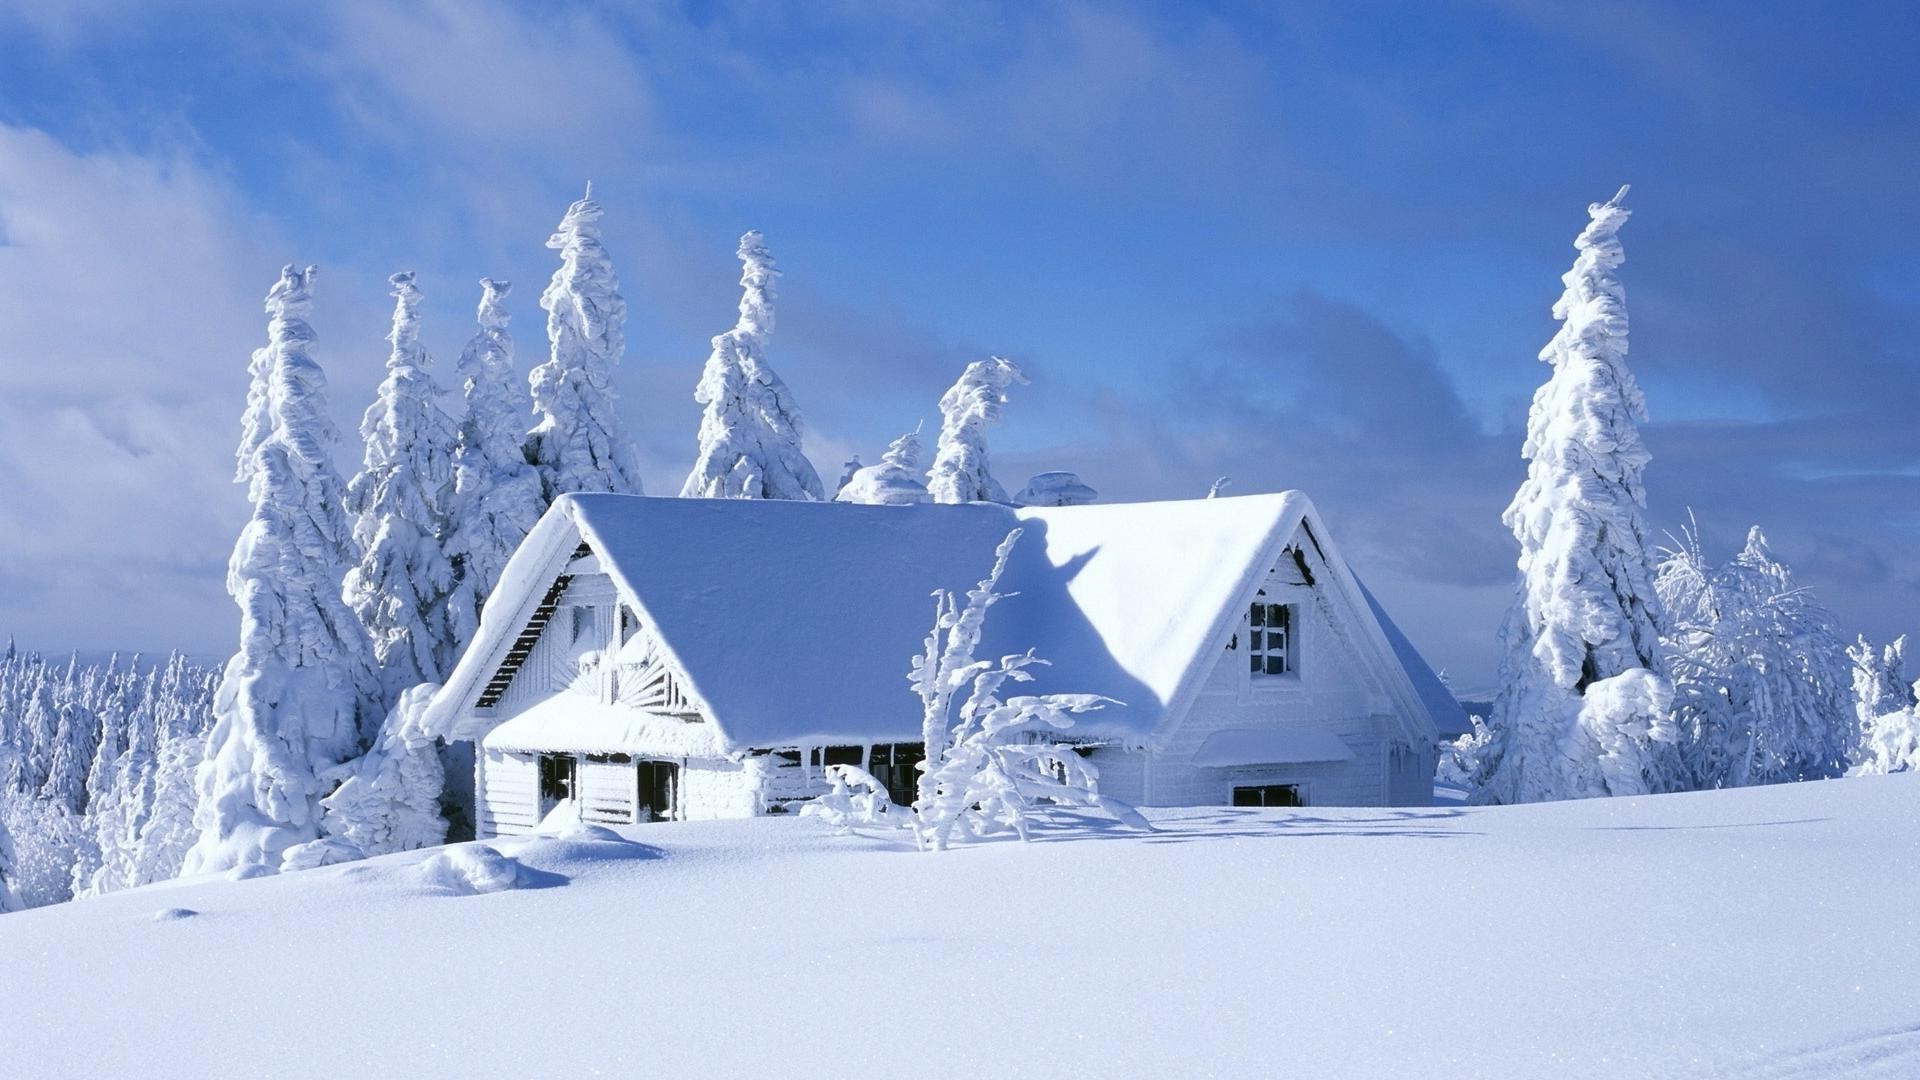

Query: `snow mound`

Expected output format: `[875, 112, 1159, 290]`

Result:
[150, 907, 197, 922]
[415, 843, 522, 896]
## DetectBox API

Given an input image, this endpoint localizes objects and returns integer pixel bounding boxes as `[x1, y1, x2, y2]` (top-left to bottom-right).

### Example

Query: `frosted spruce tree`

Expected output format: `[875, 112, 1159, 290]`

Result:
[1657, 525, 1855, 787]
[185, 265, 378, 876]
[681, 231, 825, 500]
[529, 186, 644, 499]
[445, 278, 544, 650]
[835, 424, 931, 505]
[344, 272, 460, 703]
[311, 683, 447, 862]
[0, 812, 20, 913]
[927, 357, 1027, 504]
[1475, 187, 1680, 805]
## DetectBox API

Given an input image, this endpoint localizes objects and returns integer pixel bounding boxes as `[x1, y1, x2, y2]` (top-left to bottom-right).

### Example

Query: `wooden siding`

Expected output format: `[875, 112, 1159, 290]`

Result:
[579, 756, 637, 825]
[479, 749, 540, 837]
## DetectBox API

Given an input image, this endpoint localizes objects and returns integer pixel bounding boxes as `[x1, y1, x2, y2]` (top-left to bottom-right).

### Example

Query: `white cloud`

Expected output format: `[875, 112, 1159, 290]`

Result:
[0, 124, 287, 652]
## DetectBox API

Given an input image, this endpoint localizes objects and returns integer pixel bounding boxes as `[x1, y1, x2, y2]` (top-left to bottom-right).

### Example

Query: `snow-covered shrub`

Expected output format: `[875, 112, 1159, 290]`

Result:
[530, 186, 645, 499]
[1849, 636, 1914, 733]
[310, 683, 449, 863]
[446, 278, 545, 652]
[1476, 187, 1681, 804]
[0, 794, 83, 909]
[1656, 526, 1855, 787]
[1850, 636, 1919, 775]
[417, 842, 521, 895]
[186, 265, 379, 877]
[1013, 471, 1098, 507]
[797, 764, 900, 833]
[1436, 715, 1493, 790]
[836, 425, 931, 505]
[1854, 698, 1920, 775]
[681, 230, 824, 500]
[344, 271, 460, 701]
[927, 357, 1026, 504]
[906, 528, 1144, 850]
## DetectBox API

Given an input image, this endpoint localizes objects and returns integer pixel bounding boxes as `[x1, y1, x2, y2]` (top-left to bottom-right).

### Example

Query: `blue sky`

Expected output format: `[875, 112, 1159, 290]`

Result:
[0, 1, 1915, 687]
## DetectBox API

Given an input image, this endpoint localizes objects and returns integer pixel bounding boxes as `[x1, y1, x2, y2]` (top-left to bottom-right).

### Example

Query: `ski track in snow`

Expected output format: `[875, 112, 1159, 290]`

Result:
[1708, 1023, 1920, 1079]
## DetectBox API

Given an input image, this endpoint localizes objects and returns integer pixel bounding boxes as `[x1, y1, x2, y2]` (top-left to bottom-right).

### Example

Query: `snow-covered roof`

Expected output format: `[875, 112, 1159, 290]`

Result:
[1358, 580, 1473, 740]
[436, 492, 1445, 752]
[1191, 727, 1357, 767]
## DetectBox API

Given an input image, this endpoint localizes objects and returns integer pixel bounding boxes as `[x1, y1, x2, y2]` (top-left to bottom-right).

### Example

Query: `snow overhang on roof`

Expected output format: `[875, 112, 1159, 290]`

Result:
[1191, 727, 1358, 767]
[482, 696, 726, 759]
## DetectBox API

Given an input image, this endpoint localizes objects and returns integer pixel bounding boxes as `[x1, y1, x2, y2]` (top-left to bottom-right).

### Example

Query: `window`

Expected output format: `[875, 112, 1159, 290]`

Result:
[809, 745, 865, 769]
[1248, 602, 1294, 677]
[1232, 783, 1303, 807]
[570, 605, 594, 644]
[619, 607, 638, 645]
[636, 760, 677, 822]
[537, 753, 576, 811]
[867, 743, 926, 806]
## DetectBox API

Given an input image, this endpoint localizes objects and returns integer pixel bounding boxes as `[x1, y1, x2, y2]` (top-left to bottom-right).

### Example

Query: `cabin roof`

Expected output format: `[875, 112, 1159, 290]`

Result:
[434, 492, 1445, 752]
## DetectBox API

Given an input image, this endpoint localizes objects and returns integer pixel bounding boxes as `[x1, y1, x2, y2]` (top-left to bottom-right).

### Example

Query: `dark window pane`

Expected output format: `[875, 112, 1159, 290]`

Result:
[1249, 630, 1263, 651]
[1250, 604, 1265, 627]
[1268, 604, 1286, 627]
[1265, 655, 1286, 676]
[825, 745, 862, 767]
[1250, 653, 1262, 674]
[1232, 786, 1260, 807]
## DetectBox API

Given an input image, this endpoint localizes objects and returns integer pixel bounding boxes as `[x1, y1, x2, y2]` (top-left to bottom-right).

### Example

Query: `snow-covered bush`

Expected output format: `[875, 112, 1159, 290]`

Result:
[1656, 526, 1855, 787]
[905, 528, 1144, 850]
[446, 278, 545, 652]
[1476, 187, 1681, 804]
[1854, 699, 1920, 775]
[797, 764, 899, 833]
[344, 271, 460, 701]
[1436, 715, 1494, 790]
[1850, 636, 1918, 775]
[927, 357, 1026, 504]
[186, 265, 378, 877]
[530, 186, 645, 499]
[835, 425, 930, 505]
[681, 230, 825, 500]
[1013, 471, 1098, 507]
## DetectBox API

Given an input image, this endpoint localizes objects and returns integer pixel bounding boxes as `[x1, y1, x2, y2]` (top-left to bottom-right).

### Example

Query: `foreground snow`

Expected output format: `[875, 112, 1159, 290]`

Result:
[3, 777, 1918, 1079]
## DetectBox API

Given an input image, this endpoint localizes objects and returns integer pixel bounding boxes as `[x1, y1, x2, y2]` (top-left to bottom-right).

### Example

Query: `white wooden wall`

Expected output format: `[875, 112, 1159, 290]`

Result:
[1119, 540, 1427, 808]
[579, 757, 637, 825]
[679, 758, 761, 820]
[479, 749, 539, 836]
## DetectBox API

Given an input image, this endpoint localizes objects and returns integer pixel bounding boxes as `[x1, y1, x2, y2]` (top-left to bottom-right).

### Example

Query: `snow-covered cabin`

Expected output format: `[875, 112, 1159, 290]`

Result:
[429, 492, 1459, 835]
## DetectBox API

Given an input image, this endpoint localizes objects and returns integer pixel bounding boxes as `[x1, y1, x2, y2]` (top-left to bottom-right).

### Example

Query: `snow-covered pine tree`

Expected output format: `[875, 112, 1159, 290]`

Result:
[344, 271, 460, 703]
[681, 230, 825, 500]
[0, 810, 21, 913]
[529, 186, 645, 500]
[39, 685, 98, 815]
[1475, 187, 1681, 805]
[185, 265, 378, 877]
[927, 357, 1027, 504]
[445, 278, 544, 651]
[836, 425, 931, 505]
[311, 684, 448, 862]
[834, 457, 862, 498]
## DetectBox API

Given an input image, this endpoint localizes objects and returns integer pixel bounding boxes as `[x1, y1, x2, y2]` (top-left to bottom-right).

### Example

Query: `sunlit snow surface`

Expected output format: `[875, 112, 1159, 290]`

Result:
[4, 776, 1918, 1079]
